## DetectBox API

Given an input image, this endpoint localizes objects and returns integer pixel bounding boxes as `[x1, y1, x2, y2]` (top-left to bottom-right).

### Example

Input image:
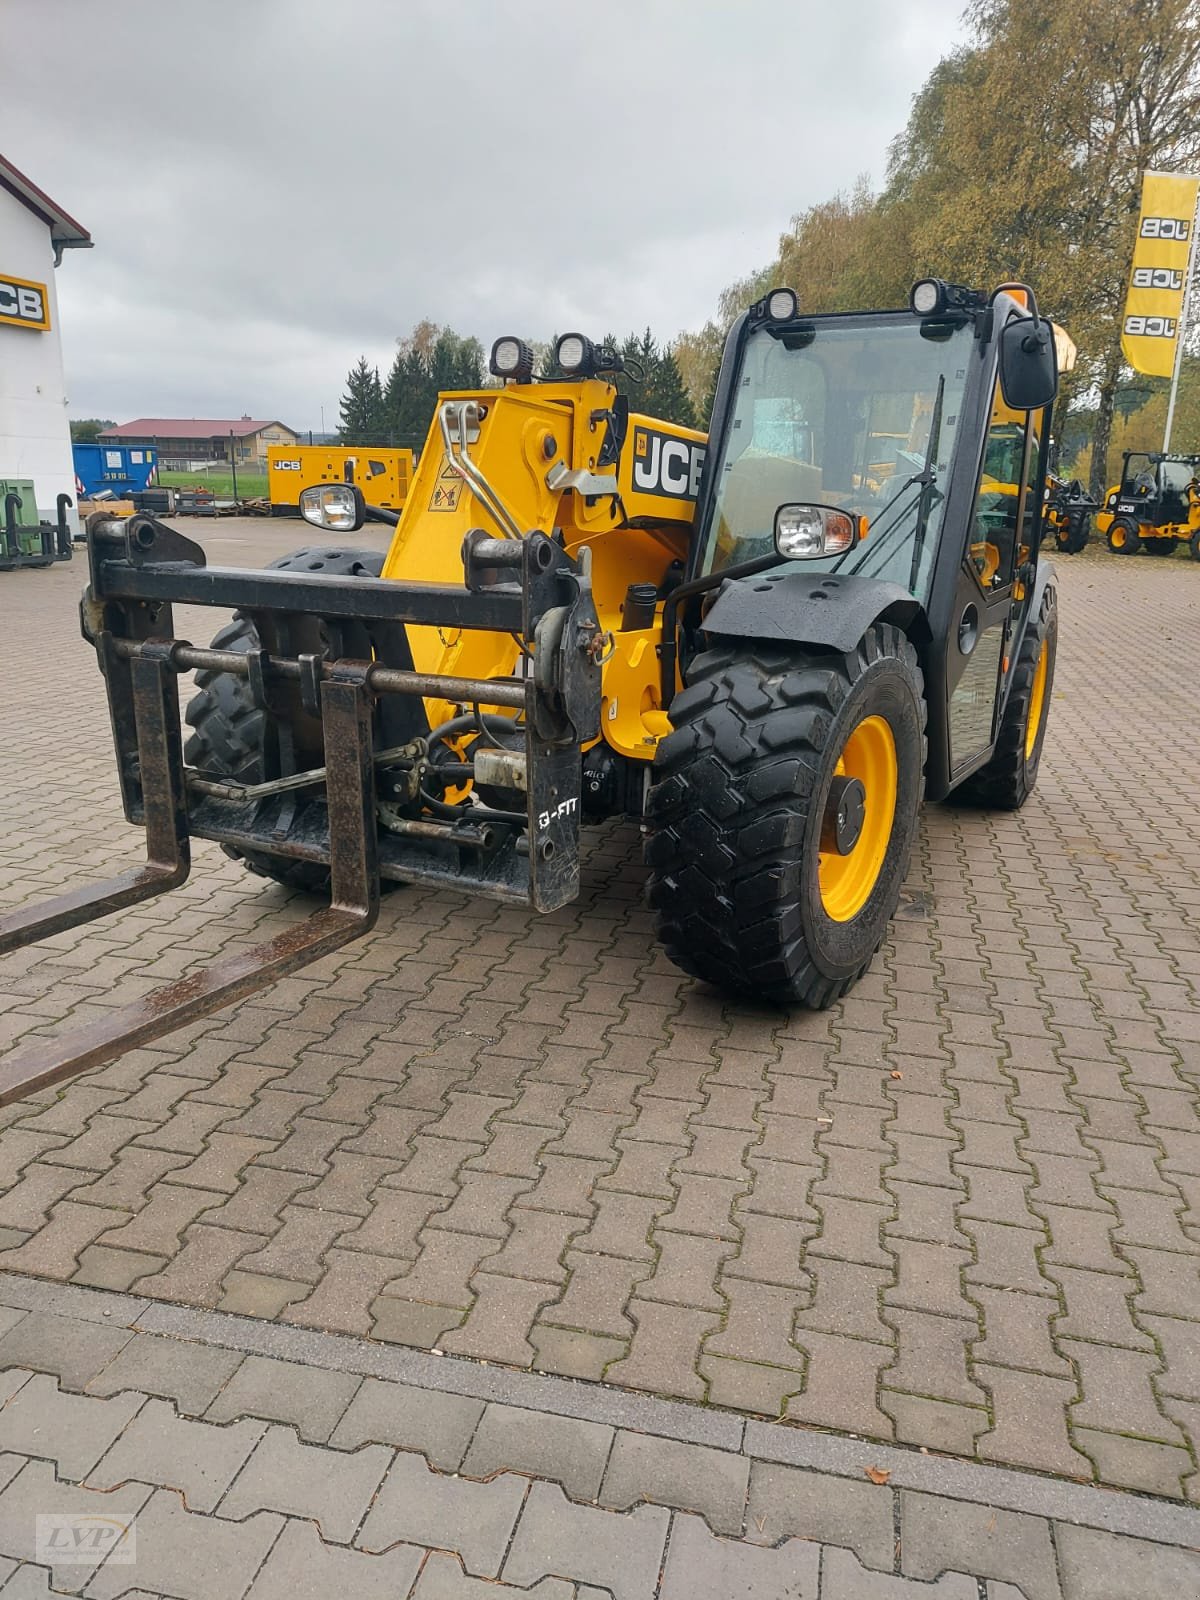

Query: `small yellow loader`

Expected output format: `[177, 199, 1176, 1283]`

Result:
[0, 278, 1062, 1104]
[1096, 451, 1200, 559]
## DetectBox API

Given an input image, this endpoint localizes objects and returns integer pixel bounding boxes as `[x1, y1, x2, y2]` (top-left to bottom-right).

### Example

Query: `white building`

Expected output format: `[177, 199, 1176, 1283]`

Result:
[0, 154, 92, 533]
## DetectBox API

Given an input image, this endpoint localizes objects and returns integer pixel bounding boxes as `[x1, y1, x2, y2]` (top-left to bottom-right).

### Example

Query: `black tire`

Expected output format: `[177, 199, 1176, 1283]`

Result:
[954, 587, 1057, 811]
[1054, 513, 1089, 554]
[645, 625, 927, 1008]
[1107, 518, 1141, 555]
[1191, 530, 1200, 562]
[184, 545, 386, 893]
[1142, 538, 1178, 556]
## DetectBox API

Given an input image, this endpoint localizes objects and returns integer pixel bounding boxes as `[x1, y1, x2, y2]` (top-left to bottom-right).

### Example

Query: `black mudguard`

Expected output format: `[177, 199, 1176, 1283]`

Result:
[700, 569, 921, 654]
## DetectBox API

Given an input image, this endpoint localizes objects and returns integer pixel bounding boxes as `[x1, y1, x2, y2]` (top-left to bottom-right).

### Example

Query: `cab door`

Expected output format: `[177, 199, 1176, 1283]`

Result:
[944, 383, 1038, 779]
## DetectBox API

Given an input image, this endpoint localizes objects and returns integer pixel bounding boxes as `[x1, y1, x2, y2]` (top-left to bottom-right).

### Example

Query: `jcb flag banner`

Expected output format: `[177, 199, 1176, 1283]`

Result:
[1121, 171, 1199, 377]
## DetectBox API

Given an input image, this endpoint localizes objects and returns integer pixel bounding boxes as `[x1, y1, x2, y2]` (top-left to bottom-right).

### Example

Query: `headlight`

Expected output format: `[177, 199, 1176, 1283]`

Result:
[775, 503, 858, 559]
[766, 287, 798, 321]
[910, 279, 946, 316]
[555, 332, 593, 375]
[489, 335, 533, 381]
[299, 483, 363, 532]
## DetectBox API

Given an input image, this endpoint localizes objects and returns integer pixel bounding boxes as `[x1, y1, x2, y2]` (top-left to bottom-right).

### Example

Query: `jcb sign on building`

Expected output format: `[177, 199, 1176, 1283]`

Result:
[1121, 172, 1199, 378]
[0, 271, 51, 332]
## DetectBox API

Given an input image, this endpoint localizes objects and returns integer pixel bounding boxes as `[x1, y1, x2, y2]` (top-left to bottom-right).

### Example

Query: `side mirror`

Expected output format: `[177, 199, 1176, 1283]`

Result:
[775, 502, 861, 560]
[998, 316, 1058, 411]
[300, 482, 366, 532]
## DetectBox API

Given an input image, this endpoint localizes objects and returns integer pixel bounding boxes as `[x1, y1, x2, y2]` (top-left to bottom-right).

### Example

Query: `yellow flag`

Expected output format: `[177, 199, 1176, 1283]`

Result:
[1121, 172, 1199, 378]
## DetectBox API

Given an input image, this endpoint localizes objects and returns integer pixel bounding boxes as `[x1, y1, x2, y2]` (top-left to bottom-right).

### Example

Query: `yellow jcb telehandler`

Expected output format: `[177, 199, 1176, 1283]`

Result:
[0, 277, 1062, 1104]
[1096, 451, 1200, 559]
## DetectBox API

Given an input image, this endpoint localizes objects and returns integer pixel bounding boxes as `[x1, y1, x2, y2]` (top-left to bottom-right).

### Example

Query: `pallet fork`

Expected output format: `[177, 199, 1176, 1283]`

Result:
[0, 514, 602, 1106]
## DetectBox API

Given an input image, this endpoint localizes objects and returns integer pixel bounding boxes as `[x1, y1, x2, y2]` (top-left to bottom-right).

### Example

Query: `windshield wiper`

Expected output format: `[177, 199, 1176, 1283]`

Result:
[832, 375, 946, 581]
[906, 374, 946, 591]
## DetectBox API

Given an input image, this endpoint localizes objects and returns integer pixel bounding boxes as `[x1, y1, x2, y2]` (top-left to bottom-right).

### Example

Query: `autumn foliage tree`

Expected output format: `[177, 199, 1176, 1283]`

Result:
[678, 0, 1200, 491]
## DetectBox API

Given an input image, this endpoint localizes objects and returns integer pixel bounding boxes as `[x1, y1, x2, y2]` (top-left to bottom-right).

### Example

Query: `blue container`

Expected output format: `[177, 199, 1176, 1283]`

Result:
[72, 443, 157, 498]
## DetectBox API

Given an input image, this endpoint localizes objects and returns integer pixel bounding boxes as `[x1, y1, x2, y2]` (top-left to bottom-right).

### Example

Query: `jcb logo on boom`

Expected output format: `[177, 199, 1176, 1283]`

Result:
[0, 274, 50, 331]
[1139, 216, 1191, 240]
[1131, 267, 1184, 291]
[632, 427, 706, 501]
[1124, 314, 1178, 339]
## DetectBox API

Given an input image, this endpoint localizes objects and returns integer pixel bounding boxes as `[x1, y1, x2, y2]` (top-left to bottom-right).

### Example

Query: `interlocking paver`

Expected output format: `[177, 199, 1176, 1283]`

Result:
[503, 1481, 669, 1600]
[87, 1487, 282, 1600]
[330, 1376, 484, 1469]
[658, 1512, 819, 1600]
[204, 1353, 360, 1441]
[358, 1451, 526, 1576]
[745, 1461, 893, 1569]
[88, 1397, 265, 1510]
[219, 1423, 391, 1540]
[900, 1492, 1062, 1600]
[1054, 1524, 1200, 1599]
[0, 1458, 151, 1590]
[246, 1518, 425, 1600]
[0, 1375, 143, 1479]
[2, 535, 1200, 1500]
[822, 1547, 978, 1597]
[600, 1431, 748, 1535]
[605, 1301, 720, 1400]
[0, 1310, 134, 1388]
[462, 1404, 612, 1502]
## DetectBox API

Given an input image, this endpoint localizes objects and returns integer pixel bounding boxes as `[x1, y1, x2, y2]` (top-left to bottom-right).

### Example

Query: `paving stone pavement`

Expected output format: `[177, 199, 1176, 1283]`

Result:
[0, 1275, 1194, 1597]
[1, 526, 1199, 1506]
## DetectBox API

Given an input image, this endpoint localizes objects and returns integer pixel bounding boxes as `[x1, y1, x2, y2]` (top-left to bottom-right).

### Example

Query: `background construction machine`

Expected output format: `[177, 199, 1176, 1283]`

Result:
[0, 481, 73, 571]
[1045, 475, 1098, 554]
[0, 278, 1060, 1103]
[266, 445, 414, 518]
[1096, 451, 1200, 559]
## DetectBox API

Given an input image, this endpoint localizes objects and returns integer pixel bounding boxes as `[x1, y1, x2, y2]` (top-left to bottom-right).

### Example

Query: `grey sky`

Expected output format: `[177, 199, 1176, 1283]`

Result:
[6, 0, 968, 433]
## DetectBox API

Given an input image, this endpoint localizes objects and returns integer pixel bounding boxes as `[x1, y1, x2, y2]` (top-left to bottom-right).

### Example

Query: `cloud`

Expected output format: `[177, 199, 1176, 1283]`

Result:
[6, 0, 968, 429]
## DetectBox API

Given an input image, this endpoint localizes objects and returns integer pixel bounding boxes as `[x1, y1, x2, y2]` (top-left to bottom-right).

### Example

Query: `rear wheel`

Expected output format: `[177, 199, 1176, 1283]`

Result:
[955, 587, 1057, 811]
[184, 545, 386, 893]
[645, 625, 926, 1007]
[1142, 538, 1178, 556]
[1191, 530, 1200, 562]
[1108, 518, 1141, 555]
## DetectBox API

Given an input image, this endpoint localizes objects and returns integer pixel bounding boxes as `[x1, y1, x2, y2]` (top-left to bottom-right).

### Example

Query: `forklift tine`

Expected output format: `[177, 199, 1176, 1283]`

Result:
[0, 654, 189, 958]
[0, 905, 370, 1107]
[0, 673, 380, 1107]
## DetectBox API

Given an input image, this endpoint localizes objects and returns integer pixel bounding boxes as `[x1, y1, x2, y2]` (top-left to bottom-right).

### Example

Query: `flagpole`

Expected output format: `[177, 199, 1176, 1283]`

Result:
[1163, 184, 1200, 453]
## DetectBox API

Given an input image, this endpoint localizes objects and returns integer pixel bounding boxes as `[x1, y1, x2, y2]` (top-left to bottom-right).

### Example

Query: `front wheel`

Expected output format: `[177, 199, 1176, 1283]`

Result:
[1054, 515, 1089, 554]
[1191, 530, 1200, 562]
[1142, 538, 1178, 557]
[645, 625, 927, 1008]
[1108, 518, 1141, 555]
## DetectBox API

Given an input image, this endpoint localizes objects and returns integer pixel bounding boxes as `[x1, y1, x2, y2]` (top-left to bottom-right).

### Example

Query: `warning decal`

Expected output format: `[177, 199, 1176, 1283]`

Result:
[429, 480, 464, 512]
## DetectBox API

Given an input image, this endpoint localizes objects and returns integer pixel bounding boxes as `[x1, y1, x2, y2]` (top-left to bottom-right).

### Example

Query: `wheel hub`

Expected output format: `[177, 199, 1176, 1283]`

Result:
[821, 775, 867, 856]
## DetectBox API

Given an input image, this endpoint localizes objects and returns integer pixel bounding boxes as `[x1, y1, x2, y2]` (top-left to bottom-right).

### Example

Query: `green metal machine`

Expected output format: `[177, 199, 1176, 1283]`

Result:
[1, 481, 73, 571]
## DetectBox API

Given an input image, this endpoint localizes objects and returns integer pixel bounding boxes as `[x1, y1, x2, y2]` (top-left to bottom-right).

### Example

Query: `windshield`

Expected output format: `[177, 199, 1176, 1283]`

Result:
[699, 317, 972, 601]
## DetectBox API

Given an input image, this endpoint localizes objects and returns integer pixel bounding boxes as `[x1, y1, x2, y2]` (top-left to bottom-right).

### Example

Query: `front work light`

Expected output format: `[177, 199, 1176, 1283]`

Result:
[555, 332, 594, 375]
[910, 279, 946, 316]
[775, 502, 859, 560]
[766, 288, 799, 321]
[489, 336, 534, 382]
[300, 482, 365, 533]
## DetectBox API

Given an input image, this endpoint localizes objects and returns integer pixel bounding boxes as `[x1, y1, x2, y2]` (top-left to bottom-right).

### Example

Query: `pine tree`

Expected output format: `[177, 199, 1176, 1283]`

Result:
[337, 357, 386, 445]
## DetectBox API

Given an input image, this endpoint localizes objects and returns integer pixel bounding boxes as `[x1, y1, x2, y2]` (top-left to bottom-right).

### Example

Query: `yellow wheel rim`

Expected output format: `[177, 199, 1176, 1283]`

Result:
[818, 714, 898, 923]
[1024, 640, 1048, 762]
